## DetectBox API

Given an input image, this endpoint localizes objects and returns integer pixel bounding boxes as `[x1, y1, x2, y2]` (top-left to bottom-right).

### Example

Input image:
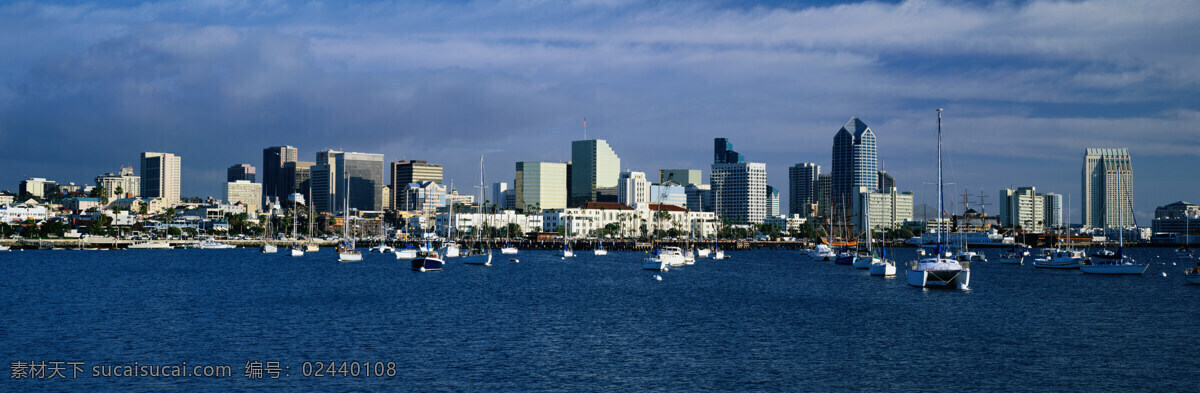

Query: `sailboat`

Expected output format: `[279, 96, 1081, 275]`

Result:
[336, 172, 362, 262]
[260, 203, 278, 254]
[558, 216, 575, 258]
[1033, 194, 1084, 269]
[862, 198, 895, 275]
[288, 201, 304, 257]
[711, 238, 725, 260]
[594, 239, 608, 256]
[463, 155, 493, 266]
[369, 217, 394, 253]
[1081, 169, 1147, 274]
[998, 244, 1023, 264]
[305, 186, 319, 252]
[905, 109, 970, 290]
[411, 209, 444, 271]
[500, 223, 519, 255]
[1178, 215, 1193, 258]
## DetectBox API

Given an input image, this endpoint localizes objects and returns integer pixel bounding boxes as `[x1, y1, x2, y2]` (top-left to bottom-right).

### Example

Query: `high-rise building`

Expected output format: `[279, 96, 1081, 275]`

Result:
[649, 183, 687, 208]
[712, 162, 768, 225]
[19, 177, 56, 199]
[1082, 148, 1133, 228]
[659, 169, 702, 186]
[1043, 193, 1063, 229]
[816, 174, 832, 218]
[139, 152, 181, 205]
[618, 171, 651, 209]
[767, 186, 780, 217]
[491, 182, 509, 210]
[714, 138, 745, 164]
[95, 166, 140, 201]
[788, 163, 819, 218]
[227, 164, 256, 183]
[390, 160, 443, 210]
[877, 171, 894, 191]
[852, 186, 914, 231]
[685, 184, 713, 213]
[1151, 201, 1200, 235]
[281, 161, 314, 200]
[570, 140, 621, 206]
[515, 162, 567, 211]
[312, 150, 385, 213]
[999, 187, 1045, 233]
[402, 181, 446, 213]
[381, 186, 392, 210]
[262, 146, 298, 204]
[831, 117, 878, 209]
[225, 180, 263, 214]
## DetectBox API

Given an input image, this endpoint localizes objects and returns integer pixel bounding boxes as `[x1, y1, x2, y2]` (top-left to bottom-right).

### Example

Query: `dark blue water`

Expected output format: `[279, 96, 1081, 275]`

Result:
[2, 247, 1197, 391]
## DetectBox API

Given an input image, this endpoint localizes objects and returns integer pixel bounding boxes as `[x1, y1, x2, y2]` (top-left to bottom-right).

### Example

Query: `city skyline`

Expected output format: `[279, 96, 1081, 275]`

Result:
[1, 0, 1197, 222]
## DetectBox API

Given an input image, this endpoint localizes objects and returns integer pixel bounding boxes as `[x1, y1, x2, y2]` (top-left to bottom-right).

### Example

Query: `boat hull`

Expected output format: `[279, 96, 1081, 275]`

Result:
[463, 253, 492, 265]
[337, 252, 362, 262]
[1032, 259, 1081, 269]
[834, 255, 855, 265]
[289, 248, 304, 257]
[500, 247, 519, 254]
[559, 250, 575, 258]
[643, 258, 666, 271]
[594, 249, 608, 256]
[869, 261, 896, 276]
[907, 268, 970, 289]
[711, 251, 725, 260]
[1080, 262, 1147, 274]
[852, 256, 873, 269]
[412, 257, 444, 271]
[394, 249, 418, 259]
[998, 256, 1023, 265]
[261, 245, 278, 254]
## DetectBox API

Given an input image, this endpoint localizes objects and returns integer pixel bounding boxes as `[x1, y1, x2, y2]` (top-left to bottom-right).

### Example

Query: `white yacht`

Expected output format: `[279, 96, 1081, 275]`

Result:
[128, 241, 172, 249]
[852, 251, 874, 269]
[369, 243, 394, 253]
[954, 250, 987, 263]
[288, 244, 305, 257]
[394, 248, 418, 259]
[809, 244, 835, 261]
[869, 259, 896, 276]
[1080, 252, 1148, 274]
[683, 249, 696, 265]
[197, 239, 236, 249]
[594, 243, 608, 256]
[696, 248, 711, 258]
[442, 241, 461, 258]
[1032, 249, 1084, 269]
[460, 154, 494, 267]
[905, 109, 970, 290]
[500, 243, 519, 254]
[644, 246, 685, 270]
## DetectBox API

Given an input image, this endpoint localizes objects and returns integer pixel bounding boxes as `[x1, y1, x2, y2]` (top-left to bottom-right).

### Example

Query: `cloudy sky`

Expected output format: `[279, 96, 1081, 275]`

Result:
[1, 0, 1197, 221]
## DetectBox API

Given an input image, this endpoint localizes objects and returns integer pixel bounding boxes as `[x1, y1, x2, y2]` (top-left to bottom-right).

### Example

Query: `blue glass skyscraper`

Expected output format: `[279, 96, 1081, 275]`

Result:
[831, 117, 877, 208]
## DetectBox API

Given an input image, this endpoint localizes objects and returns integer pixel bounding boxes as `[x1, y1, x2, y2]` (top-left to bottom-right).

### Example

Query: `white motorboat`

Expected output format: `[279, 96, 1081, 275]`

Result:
[683, 249, 696, 265]
[711, 249, 725, 260]
[369, 244, 395, 253]
[197, 239, 236, 249]
[644, 246, 685, 270]
[869, 259, 896, 276]
[594, 244, 608, 256]
[394, 248, 418, 259]
[905, 109, 970, 290]
[954, 250, 987, 263]
[128, 241, 172, 249]
[288, 245, 305, 257]
[501, 244, 519, 254]
[260, 244, 278, 254]
[643, 256, 667, 271]
[305, 243, 319, 252]
[442, 241, 461, 258]
[696, 248, 711, 258]
[809, 244, 835, 261]
[1032, 249, 1084, 269]
[0, 245, 9, 251]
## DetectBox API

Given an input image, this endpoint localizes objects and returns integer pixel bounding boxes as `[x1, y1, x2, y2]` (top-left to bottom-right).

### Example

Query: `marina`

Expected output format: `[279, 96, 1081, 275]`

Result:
[1, 247, 1196, 391]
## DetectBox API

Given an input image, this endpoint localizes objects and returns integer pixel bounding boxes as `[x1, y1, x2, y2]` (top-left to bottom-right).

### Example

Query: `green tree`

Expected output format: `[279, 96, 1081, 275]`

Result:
[138, 203, 149, 216]
[167, 226, 182, 238]
[184, 227, 198, 238]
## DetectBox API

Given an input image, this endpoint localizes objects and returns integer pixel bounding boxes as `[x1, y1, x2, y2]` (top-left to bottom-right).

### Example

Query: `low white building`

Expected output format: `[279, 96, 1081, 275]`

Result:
[542, 202, 718, 238]
[0, 203, 52, 223]
[764, 214, 809, 232]
[434, 211, 544, 237]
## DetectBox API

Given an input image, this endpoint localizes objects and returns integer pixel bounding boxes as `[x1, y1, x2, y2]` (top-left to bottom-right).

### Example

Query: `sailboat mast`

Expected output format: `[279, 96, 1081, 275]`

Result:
[937, 108, 944, 249]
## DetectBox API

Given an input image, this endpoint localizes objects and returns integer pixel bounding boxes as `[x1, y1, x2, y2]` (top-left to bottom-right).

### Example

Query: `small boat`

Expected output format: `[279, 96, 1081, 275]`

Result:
[500, 242, 519, 254]
[1081, 248, 1147, 275]
[594, 244, 608, 256]
[834, 248, 856, 265]
[558, 241, 575, 258]
[852, 251, 873, 269]
[305, 243, 319, 252]
[711, 248, 725, 260]
[683, 249, 696, 265]
[997, 252, 1024, 265]
[696, 248, 711, 258]
[442, 241, 461, 258]
[809, 244, 835, 261]
[412, 251, 444, 271]
[1185, 266, 1200, 284]
[260, 243, 278, 254]
[394, 245, 418, 259]
[336, 241, 362, 262]
[954, 250, 987, 263]
[369, 243, 394, 253]
[869, 259, 896, 276]
[128, 241, 172, 249]
[0, 245, 9, 251]
[1032, 248, 1084, 269]
[643, 246, 684, 270]
[289, 244, 305, 257]
[197, 239, 236, 249]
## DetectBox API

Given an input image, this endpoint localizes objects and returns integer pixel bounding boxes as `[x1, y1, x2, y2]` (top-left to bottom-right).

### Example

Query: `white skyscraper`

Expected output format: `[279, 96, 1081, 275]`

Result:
[711, 162, 768, 224]
[225, 180, 263, 214]
[618, 171, 651, 209]
[1082, 148, 1133, 228]
[999, 187, 1046, 233]
[515, 162, 567, 211]
[139, 152, 181, 205]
